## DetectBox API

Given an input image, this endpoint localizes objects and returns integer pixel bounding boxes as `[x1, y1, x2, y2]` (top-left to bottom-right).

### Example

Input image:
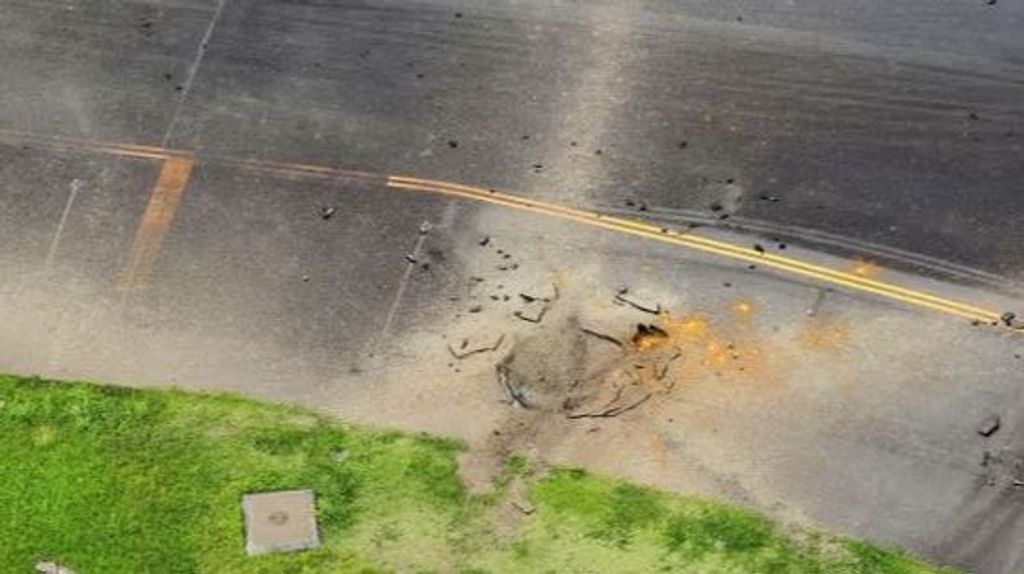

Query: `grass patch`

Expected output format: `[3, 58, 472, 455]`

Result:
[0, 374, 958, 573]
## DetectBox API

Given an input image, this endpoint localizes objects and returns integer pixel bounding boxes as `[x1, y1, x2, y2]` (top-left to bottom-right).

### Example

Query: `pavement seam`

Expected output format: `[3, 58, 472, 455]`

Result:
[43, 178, 84, 268]
[376, 224, 432, 351]
[160, 0, 230, 147]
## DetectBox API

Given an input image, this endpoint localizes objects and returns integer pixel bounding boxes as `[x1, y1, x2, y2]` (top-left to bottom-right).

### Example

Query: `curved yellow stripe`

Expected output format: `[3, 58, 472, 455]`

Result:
[391, 175, 998, 318]
[388, 176, 1004, 325]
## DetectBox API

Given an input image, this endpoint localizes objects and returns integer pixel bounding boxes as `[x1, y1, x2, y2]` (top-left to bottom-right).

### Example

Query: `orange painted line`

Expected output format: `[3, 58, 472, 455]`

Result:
[1, 128, 1016, 326]
[117, 156, 195, 292]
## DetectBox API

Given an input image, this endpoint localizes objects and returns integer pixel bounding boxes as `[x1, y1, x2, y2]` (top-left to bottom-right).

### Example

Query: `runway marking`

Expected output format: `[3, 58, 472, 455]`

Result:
[117, 156, 195, 292]
[43, 178, 84, 268]
[0, 128, 1012, 326]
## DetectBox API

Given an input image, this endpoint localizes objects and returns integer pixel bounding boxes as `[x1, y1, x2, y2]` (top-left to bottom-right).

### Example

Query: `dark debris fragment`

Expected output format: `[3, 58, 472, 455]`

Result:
[978, 415, 1001, 437]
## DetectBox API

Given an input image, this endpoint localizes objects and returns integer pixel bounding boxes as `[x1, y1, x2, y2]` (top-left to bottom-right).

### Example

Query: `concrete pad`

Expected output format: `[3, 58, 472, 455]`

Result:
[242, 490, 320, 556]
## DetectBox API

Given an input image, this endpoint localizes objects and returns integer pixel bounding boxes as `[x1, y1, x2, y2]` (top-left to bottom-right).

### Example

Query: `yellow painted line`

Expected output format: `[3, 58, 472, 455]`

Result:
[98, 146, 174, 161]
[0, 128, 184, 160]
[388, 176, 1005, 325]
[117, 156, 195, 292]
[214, 156, 383, 182]
[0, 127, 1012, 324]
[394, 176, 998, 317]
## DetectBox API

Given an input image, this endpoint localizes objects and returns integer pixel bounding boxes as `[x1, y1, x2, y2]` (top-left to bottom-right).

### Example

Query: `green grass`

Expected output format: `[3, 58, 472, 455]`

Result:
[0, 374, 958, 574]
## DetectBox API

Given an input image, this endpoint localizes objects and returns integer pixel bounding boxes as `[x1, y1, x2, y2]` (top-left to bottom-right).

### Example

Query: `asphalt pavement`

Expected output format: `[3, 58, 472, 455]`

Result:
[2, 1, 1024, 572]
[3, 0, 1023, 275]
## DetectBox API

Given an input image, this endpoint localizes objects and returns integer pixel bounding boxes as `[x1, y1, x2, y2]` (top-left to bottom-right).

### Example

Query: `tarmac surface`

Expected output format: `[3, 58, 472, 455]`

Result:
[2, 1, 1024, 573]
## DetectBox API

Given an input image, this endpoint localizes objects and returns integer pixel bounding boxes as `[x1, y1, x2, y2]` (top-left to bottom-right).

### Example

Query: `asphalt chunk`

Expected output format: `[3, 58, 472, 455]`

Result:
[978, 415, 1001, 437]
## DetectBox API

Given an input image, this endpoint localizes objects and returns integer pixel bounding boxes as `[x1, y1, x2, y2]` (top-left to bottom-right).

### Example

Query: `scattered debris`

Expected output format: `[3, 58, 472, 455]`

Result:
[678, 140, 688, 149]
[580, 327, 624, 348]
[320, 207, 336, 220]
[656, 350, 683, 382]
[520, 282, 559, 303]
[35, 562, 75, 574]
[514, 300, 548, 323]
[468, 305, 483, 313]
[753, 243, 765, 254]
[632, 323, 668, 347]
[978, 415, 1001, 437]
[508, 481, 536, 515]
[479, 236, 490, 246]
[404, 254, 418, 264]
[497, 363, 529, 408]
[448, 140, 459, 148]
[999, 312, 1023, 329]
[448, 334, 505, 359]
[567, 392, 651, 419]
[614, 291, 661, 314]
[301, 275, 310, 282]
[511, 497, 535, 515]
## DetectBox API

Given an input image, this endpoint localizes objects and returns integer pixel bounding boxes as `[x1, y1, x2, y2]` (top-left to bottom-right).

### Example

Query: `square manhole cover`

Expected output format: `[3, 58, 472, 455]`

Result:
[242, 490, 320, 555]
